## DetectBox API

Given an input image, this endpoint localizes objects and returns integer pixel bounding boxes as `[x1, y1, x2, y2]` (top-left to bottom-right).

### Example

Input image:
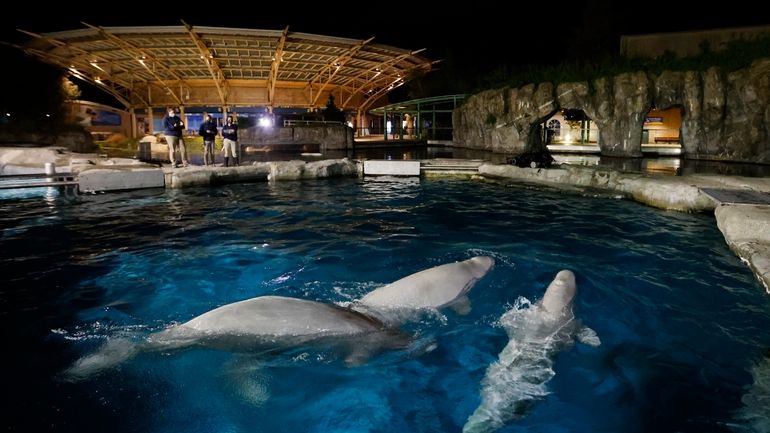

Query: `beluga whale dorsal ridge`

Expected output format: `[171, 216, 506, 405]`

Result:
[462, 269, 600, 433]
[354, 256, 495, 323]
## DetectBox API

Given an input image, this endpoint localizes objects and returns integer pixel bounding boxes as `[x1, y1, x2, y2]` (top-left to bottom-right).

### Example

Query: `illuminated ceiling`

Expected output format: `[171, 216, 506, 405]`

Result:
[16, 23, 433, 111]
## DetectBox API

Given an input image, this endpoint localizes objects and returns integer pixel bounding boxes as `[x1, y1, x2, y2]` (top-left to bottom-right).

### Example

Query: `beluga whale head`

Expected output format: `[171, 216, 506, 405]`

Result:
[539, 269, 576, 316]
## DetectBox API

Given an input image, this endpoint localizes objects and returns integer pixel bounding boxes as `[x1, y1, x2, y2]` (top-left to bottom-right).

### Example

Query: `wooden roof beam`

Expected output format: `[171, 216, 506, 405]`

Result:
[267, 26, 289, 106]
[182, 20, 229, 106]
[341, 49, 425, 107]
[16, 29, 134, 84]
[12, 42, 135, 108]
[359, 79, 406, 112]
[82, 22, 184, 106]
[307, 37, 374, 106]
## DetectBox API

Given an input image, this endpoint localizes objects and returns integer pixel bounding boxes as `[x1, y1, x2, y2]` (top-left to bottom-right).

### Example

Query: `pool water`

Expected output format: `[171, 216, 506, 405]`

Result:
[2, 178, 770, 433]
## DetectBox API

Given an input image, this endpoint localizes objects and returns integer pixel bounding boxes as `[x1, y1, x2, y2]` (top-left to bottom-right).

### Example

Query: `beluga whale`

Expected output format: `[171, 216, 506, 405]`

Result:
[63, 256, 495, 381]
[463, 269, 600, 433]
[353, 255, 495, 323]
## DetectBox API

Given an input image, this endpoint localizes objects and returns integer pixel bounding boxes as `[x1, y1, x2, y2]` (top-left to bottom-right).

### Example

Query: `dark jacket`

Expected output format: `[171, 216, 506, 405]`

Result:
[198, 119, 218, 141]
[221, 122, 238, 141]
[164, 115, 184, 137]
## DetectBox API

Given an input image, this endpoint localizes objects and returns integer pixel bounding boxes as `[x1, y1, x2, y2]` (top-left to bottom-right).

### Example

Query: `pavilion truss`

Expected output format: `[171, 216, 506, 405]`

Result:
[13, 23, 434, 113]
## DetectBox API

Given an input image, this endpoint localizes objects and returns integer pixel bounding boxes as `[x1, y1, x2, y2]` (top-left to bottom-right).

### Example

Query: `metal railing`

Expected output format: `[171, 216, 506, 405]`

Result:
[283, 120, 344, 127]
[0, 173, 78, 190]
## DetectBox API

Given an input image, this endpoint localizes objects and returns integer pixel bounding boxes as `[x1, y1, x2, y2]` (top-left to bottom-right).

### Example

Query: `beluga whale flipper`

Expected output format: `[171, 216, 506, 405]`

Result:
[463, 270, 600, 433]
[353, 256, 495, 324]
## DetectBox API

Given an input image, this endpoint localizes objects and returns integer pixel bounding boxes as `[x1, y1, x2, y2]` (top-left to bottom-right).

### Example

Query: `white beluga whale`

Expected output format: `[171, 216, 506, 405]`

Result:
[463, 270, 601, 433]
[354, 256, 495, 323]
[64, 256, 495, 381]
[64, 296, 404, 380]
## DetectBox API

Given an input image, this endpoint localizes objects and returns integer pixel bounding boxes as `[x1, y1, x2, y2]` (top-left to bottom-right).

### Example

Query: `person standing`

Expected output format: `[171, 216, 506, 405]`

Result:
[198, 112, 218, 166]
[163, 108, 188, 167]
[221, 115, 239, 167]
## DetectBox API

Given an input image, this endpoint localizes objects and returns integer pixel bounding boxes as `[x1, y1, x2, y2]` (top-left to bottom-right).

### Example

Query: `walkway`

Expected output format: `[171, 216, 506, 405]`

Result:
[701, 188, 770, 205]
[547, 143, 683, 155]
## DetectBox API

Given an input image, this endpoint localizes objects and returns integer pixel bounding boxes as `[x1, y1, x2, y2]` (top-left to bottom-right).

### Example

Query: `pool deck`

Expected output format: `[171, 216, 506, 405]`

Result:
[2, 146, 770, 294]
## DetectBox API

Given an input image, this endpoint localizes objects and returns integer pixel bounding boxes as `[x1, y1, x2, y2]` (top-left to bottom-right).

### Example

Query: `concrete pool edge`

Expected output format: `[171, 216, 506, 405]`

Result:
[476, 163, 770, 293]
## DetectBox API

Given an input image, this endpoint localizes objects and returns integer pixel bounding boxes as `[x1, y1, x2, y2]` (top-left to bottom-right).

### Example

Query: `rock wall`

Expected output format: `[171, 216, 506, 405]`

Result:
[453, 59, 770, 163]
[240, 124, 353, 151]
[452, 84, 556, 154]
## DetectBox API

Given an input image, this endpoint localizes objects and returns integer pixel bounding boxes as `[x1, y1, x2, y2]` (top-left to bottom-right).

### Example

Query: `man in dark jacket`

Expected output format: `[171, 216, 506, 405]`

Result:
[164, 108, 188, 167]
[198, 112, 218, 166]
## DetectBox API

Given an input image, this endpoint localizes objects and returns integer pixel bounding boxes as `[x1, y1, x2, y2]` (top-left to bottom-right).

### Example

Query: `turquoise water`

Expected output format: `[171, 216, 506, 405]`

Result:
[2, 178, 770, 433]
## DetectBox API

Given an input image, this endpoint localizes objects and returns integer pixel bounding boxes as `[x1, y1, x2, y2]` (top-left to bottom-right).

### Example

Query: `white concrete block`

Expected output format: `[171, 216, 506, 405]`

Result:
[78, 168, 165, 192]
[363, 160, 420, 176]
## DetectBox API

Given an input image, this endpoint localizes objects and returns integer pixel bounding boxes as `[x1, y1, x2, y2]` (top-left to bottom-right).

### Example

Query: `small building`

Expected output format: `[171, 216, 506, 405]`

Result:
[620, 25, 770, 58]
[63, 100, 136, 140]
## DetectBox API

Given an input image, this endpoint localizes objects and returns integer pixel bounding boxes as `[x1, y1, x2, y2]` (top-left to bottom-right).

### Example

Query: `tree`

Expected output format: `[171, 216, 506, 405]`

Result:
[322, 95, 345, 123]
[62, 78, 81, 101]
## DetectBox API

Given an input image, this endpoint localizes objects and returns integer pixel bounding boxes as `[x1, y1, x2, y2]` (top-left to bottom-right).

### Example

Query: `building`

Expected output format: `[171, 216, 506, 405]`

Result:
[16, 24, 433, 138]
[620, 25, 770, 58]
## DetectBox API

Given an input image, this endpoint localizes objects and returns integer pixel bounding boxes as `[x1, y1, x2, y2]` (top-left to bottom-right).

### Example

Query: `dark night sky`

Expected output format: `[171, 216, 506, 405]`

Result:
[1, 1, 769, 108]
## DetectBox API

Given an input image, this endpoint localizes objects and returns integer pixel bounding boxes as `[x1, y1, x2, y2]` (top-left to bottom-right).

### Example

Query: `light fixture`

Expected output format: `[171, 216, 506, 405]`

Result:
[258, 116, 272, 128]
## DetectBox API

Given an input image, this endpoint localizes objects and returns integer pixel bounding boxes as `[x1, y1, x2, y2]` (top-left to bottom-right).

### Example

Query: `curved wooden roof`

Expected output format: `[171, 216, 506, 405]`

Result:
[17, 23, 433, 111]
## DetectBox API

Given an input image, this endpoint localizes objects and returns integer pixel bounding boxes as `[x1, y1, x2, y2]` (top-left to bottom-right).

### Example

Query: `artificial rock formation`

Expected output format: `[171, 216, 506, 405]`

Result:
[453, 83, 556, 154]
[453, 59, 770, 163]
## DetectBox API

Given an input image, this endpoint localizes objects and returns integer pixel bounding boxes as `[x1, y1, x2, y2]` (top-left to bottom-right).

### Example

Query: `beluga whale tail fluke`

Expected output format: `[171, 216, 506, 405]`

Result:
[63, 337, 141, 381]
[462, 269, 600, 433]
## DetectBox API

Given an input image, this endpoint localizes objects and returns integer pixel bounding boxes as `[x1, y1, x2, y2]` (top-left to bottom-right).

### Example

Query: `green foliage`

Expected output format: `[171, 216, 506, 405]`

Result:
[95, 136, 140, 151]
[473, 35, 770, 93]
[62, 78, 81, 101]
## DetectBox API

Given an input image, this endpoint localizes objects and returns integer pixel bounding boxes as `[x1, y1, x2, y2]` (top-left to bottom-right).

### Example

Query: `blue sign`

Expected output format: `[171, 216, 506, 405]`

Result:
[93, 110, 121, 126]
